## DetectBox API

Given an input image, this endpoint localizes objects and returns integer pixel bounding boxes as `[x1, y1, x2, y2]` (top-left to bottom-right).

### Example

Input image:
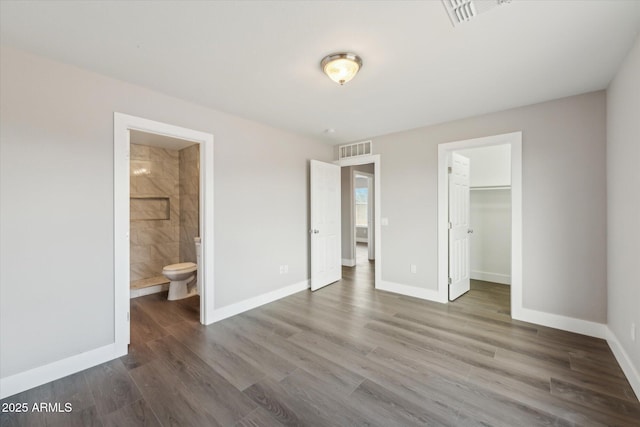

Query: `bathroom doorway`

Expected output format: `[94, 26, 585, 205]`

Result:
[114, 113, 214, 354]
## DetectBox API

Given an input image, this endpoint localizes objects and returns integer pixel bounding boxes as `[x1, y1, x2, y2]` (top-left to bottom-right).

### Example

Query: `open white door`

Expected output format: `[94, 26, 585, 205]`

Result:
[449, 153, 471, 300]
[310, 160, 341, 291]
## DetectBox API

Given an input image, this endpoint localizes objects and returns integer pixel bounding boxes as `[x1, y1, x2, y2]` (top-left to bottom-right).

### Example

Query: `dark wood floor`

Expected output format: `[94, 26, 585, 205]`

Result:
[2, 246, 639, 426]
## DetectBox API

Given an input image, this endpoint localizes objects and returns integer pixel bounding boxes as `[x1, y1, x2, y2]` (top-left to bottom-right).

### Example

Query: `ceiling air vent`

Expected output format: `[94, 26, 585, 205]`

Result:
[442, 0, 511, 27]
[339, 140, 372, 160]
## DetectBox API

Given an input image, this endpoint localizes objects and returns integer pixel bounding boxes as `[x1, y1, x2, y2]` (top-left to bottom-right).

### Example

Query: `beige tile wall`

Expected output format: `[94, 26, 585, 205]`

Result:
[179, 144, 200, 263]
[130, 143, 180, 282]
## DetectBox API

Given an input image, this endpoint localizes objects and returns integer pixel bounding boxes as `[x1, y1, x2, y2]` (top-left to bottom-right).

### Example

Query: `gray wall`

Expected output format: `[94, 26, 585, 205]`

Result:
[607, 34, 640, 374]
[373, 91, 607, 323]
[0, 46, 333, 378]
[341, 164, 374, 262]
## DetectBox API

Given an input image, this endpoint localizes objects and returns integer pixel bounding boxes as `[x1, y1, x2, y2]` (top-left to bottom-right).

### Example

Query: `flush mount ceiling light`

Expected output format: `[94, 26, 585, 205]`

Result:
[442, 0, 512, 27]
[320, 52, 363, 85]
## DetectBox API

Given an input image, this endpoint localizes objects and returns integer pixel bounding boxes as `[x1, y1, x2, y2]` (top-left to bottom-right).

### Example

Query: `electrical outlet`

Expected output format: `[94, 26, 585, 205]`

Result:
[410, 264, 417, 274]
[632, 323, 636, 342]
[284, 265, 289, 274]
[279, 265, 284, 274]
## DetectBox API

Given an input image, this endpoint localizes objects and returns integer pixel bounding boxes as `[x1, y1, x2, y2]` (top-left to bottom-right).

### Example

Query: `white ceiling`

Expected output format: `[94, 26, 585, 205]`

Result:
[2, 1, 639, 144]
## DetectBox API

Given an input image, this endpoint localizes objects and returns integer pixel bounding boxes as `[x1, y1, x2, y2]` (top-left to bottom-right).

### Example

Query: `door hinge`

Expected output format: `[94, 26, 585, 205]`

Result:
[448, 277, 452, 284]
[448, 222, 452, 229]
[448, 166, 452, 174]
[127, 312, 130, 322]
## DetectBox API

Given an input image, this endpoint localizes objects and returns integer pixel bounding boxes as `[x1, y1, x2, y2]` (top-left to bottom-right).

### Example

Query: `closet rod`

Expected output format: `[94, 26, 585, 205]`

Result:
[470, 185, 511, 191]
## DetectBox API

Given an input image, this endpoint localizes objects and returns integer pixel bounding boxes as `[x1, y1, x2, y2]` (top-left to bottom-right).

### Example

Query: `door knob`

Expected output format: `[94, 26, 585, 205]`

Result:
[467, 229, 474, 234]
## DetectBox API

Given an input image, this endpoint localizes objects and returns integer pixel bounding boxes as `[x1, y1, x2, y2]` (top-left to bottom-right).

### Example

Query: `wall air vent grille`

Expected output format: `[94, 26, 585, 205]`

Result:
[338, 140, 373, 160]
[442, 0, 511, 27]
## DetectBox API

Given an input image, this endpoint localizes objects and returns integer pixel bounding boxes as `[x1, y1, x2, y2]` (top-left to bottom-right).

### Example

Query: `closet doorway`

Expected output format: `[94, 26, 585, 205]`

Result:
[437, 132, 523, 318]
[450, 145, 512, 312]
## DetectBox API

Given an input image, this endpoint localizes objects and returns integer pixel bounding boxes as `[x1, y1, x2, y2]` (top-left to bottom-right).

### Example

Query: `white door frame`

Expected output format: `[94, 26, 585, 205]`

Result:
[437, 132, 522, 317]
[336, 155, 382, 288]
[114, 113, 215, 355]
[352, 170, 374, 260]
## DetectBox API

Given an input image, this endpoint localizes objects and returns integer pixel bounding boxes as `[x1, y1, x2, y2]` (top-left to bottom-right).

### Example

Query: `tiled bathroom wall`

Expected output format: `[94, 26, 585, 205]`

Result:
[179, 144, 200, 263]
[130, 144, 180, 283]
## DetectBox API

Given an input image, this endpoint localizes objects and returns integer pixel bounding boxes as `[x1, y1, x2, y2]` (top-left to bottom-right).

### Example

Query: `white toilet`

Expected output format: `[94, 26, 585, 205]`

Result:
[162, 237, 202, 301]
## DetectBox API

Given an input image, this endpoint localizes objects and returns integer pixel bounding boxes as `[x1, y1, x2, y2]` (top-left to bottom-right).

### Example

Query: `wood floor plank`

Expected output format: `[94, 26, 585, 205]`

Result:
[119, 341, 156, 371]
[286, 326, 482, 426]
[394, 309, 574, 368]
[371, 313, 497, 358]
[241, 309, 302, 338]
[83, 359, 143, 416]
[230, 318, 365, 396]
[261, 306, 377, 356]
[550, 378, 640, 423]
[278, 368, 385, 426]
[134, 292, 198, 328]
[233, 406, 287, 427]
[129, 299, 169, 345]
[212, 322, 298, 381]
[165, 320, 267, 390]
[548, 366, 639, 403]
[101, 399, 161, 427]
[146, 334, 257, 425]
[466, 365, 609, 426]
[243, 376, 332, 426]
[569, 352, 629, 380]
[348, 378, 452, 427]
[129, 359, 222, 427]
[43, 405, 103, 427]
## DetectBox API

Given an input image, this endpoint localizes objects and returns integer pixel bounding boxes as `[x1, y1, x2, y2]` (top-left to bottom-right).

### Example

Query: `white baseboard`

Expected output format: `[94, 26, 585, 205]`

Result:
[377, 280, 447, 303]
[130, 283, 169, 299]
[0, 343, 124, 400]
[514, 307, 608, 339]
[209, 280, 310, 323]
[342, 258, 356, 267]
[606, 328, 640, 400]
[471, 270, 511, 285]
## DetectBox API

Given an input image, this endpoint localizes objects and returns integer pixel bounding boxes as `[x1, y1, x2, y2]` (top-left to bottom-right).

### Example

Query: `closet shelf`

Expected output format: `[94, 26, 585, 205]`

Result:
[470, 185, 511, 191]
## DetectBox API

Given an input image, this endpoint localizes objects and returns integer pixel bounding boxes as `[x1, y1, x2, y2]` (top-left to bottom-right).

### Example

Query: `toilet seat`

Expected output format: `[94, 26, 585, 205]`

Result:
[163, 262, 197, 273]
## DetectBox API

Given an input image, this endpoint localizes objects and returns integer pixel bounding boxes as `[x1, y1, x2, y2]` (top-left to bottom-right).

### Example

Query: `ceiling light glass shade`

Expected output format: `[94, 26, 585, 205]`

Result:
[321, 53, 363, 85]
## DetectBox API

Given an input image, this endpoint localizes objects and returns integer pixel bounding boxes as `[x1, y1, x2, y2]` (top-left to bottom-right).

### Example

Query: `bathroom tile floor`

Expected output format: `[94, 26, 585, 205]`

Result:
[2, 250, 639, 426]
